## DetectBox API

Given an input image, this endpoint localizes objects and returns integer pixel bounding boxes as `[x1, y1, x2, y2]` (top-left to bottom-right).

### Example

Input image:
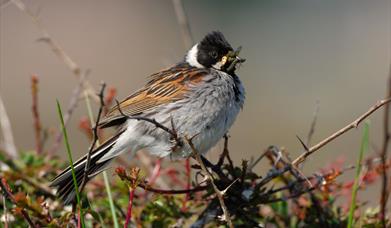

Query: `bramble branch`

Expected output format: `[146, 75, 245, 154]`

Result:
[293, 97, 391, 167]
[186, 136, 234, 228]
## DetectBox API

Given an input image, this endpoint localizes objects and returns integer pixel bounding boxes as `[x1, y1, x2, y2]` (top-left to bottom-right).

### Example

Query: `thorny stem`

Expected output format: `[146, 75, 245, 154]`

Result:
[186, 137, 234, 228]
[292, 97, 391, 167]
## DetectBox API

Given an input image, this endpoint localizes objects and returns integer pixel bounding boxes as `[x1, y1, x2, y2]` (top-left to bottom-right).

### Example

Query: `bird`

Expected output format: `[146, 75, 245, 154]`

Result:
[50, 31, 246, 204]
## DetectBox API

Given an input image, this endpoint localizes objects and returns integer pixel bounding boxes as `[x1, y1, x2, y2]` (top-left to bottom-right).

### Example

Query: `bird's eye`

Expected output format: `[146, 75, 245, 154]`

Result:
[209, 51, 218, 59]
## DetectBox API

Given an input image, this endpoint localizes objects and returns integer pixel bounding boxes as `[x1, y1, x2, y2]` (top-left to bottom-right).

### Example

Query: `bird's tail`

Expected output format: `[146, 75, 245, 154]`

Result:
[50, 130, 124, 204]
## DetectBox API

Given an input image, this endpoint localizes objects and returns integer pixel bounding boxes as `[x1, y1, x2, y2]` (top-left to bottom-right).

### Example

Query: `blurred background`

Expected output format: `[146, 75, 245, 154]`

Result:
[0, 0, 390, 204]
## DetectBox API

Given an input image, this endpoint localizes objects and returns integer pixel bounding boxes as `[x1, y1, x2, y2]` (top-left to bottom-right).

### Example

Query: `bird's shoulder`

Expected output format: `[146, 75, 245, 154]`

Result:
[98, 62, 211, 128]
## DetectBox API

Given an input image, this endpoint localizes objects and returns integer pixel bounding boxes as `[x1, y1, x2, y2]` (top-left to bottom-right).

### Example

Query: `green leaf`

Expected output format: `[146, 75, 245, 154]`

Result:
[56, 100, 85, 228]
[347, 121, 370, 228]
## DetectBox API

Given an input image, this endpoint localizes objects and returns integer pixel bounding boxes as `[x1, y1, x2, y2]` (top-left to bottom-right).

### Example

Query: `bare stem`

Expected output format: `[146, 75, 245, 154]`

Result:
[79, 83, 106, 193]
[292, 97, 391, 166]
[31, 75, 42, 154]
[186, 137, 234, 228]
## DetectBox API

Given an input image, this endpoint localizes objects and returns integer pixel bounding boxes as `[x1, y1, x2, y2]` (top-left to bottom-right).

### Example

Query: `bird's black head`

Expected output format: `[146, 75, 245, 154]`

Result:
[186, 31, 245, 73]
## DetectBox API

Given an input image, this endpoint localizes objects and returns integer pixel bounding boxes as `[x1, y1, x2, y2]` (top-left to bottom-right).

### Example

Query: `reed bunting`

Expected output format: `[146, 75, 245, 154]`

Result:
[51, 31, 246, 204]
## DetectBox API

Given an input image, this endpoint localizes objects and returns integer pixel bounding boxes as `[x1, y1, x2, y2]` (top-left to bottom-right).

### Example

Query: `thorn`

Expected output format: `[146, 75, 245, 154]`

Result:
[273, 150, 282, 167]
[218, 214, 227, 222]
[220, 178, 239, 195]
[189, 133, 200, 141]
[296, 135, 309, 152]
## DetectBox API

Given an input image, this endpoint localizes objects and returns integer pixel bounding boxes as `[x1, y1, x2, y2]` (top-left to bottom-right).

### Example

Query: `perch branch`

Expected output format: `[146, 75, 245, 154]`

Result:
[186, 137, 234, 228]
[292, 97, 391, 167]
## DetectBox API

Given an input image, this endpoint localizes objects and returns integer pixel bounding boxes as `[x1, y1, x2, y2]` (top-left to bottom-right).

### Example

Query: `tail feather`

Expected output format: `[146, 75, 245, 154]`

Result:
[50, 131, 124, 204]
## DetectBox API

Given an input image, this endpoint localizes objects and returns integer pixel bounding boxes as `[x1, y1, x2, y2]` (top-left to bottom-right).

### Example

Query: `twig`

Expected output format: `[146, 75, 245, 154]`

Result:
[124, 187, 135, 228]
[31, 75, 42, 154]
[263, 186, 317, 204]
[0, 95, 18, 158]
[186, 137, 234, 228]
[79, 83, 106, 193]
[257, 165, 292, 187]
[139, 180, 207, 194]
[263, 164, 354, 199]
[306, 100, 320, 146]
[0, 177, 36, 227]
[247, 150, 268, 172]
[171, 0, 193, 49]
[292, 97, 391, 167]
[48, 71, 89, 155]
[380, 65, 391, 227]
[10, 0, 99, 102]
[84, 85, 119, 228]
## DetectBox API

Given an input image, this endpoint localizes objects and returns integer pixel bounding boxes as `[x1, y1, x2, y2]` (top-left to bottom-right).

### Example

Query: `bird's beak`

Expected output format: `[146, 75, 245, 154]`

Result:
[232, 46, 245, 61]
[235, 55, 246, 63]
[225, 46, 245, 72]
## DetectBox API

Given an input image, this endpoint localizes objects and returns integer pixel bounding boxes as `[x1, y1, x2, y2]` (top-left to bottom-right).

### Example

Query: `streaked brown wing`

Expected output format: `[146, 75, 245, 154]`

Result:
[98, 63, 208, 128]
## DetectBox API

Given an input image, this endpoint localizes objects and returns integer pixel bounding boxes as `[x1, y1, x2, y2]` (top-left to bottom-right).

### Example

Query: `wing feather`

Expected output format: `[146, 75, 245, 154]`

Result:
[98, 63, 209, 128]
